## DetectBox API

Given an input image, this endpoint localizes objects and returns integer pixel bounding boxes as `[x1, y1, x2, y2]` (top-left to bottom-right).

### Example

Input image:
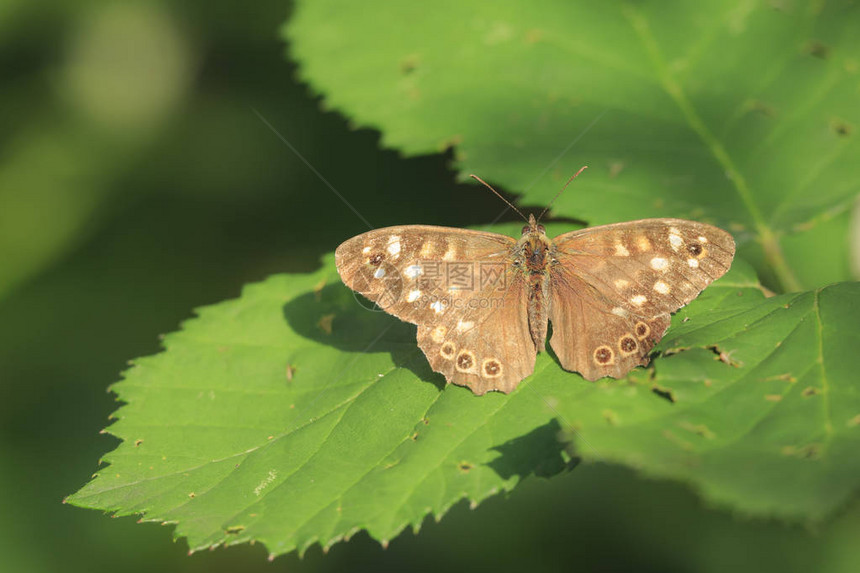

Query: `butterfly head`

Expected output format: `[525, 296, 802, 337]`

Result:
[521, 214, 546, 237]
[516, 214, 554, 272]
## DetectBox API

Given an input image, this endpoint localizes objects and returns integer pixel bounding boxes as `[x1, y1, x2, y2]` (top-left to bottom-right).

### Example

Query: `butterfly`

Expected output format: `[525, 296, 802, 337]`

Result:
[335, 173, 735, 395]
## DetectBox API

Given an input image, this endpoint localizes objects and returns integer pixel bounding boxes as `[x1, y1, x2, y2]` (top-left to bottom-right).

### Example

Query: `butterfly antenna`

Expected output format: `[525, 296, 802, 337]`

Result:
[537, 165, 588, 223]
[469, 174, 528, 222]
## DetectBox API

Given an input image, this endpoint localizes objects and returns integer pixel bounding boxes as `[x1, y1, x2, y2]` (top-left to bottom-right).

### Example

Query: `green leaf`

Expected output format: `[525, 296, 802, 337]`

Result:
[285, 0, 860, 292]
[67, 251, 860, 557]
[66, 256, 568, 557]
[557, 278, 860, 521]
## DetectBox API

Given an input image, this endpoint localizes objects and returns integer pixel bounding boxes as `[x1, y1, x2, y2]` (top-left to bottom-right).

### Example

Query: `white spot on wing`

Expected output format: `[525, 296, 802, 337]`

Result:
[407, 289, 421, 302]
[611, 307, 628, 317]
[387, 240, 401, 257]
[614, 243, 630, 256]
[431, 326, 447, 343]
[650, 257, 668, 270]
[456, 320, 474, 332]
[654, 281, 670, 294]
[631, 294, 647, 306]
[430, 301, 444, 314]
[420, 242, 434, 258]
[404, 264, 423, 279]
[669, 230, 683, 250]
[698, 236, 708, 243]
[688, 258, 699, 268]
[362, 246, 371, 254]
[614, 279, 630, 289]
[442, 245, 457, 261]
[374, 267, 386, 279]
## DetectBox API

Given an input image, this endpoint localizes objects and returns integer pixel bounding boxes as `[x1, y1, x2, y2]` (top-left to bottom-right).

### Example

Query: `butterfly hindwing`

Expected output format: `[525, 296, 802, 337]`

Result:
[548, 218, 735, 379]
[416, 268, 535, 394]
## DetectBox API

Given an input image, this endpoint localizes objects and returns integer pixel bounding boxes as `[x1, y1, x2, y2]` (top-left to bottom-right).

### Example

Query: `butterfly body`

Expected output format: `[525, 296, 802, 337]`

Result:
[516, 215, 554, 351]
[336, 217, 735, 395]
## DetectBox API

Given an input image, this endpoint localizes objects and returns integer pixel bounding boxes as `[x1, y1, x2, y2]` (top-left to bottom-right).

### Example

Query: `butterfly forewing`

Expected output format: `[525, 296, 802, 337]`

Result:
[548, 219, 735, 380]
[335, 226, 534, 393]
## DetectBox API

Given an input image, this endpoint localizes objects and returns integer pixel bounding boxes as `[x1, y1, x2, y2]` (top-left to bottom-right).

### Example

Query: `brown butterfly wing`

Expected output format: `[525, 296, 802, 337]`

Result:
[335, 226, 534, 394]
[416, 270, 535, 395]
[548, 219, 735, 381]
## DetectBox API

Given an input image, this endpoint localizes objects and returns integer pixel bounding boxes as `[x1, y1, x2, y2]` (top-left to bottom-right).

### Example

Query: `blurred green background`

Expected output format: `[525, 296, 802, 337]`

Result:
[2, 1, 859, 571]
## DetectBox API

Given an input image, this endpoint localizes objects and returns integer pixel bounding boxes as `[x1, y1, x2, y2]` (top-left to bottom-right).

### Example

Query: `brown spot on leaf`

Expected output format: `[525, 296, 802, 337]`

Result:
[458, 461, 473, 473]
[759, 373, 797, 383]
[802, 386, 820, 397]
[134, 439, 143, 447]
[744, 98, 777, 118]
[804, 40, 830, 59]
[781, 443, 821, 459]
[313, 278, 327, 301]
[524, 28, 543, 43]
[765, 394, 783, 402]
[225, 525, 245, 534]
[678, 421, 716, 439]
[831, 118, 853, 137]
[317, 314, 334, 335]
[602, 409, 619, 425]
[400, 54, 420, 75]
[662, 429, 694, 451]
[608, 160, 625, 179]
[285, 364, 296, 381]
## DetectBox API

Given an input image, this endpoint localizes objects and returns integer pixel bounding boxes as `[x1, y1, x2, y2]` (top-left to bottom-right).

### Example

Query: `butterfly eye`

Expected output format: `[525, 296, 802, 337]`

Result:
[521, 225, 531, 236]
[537, 225, 545, 234]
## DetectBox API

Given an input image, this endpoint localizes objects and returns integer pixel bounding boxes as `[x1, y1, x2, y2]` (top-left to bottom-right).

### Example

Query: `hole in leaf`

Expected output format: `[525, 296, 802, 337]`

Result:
[708, 345, 742, 367]
[652, 387, 675, 403]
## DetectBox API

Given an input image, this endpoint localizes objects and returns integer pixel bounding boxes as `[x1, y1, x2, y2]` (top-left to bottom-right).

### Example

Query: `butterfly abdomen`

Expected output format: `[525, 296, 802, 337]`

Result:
[527, 273, 551, 351]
